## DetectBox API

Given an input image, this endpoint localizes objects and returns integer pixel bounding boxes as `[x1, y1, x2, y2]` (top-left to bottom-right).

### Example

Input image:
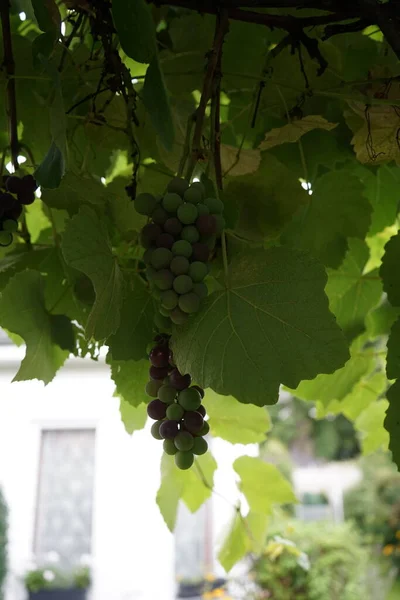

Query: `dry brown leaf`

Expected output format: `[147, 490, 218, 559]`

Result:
[259, 115, 338, 151]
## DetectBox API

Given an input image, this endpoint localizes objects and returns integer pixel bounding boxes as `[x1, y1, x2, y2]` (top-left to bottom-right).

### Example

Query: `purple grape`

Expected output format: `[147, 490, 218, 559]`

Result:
[5, 176, 22, 194]
[169, 368, 191, 390]
[197, 404, 206, 417]
[159, 419, 179, 440]
[140, 223, 162, 248]
[156, 233, 174, 249]
[164, 217, 182, 236]
[196, 214, 216, 236]
[149, 365, 170, 380]
[192, 242, 209, 262]
[0, 192, 16, 211]
[22, 174, 37, 192]
[147, 399, 167, 420]
[149, 345, 170, 368]
[5, 202, 22, 220]
[192, 385, 205, 399]
[184, 411, 204, 434]
[17, 191, 35, 205]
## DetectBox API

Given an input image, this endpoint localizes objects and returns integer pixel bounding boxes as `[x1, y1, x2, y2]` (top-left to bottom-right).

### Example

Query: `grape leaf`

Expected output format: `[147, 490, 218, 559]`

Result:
[356, 164, 400, 235]
[387, 317, 400, 380]
[234, 456, 297, 514]
[325, 239, 382, 340]
[203, 390, 271, 444]
[119, 400, 148, 435]
[293, 335, 373, 407]
[61, 207, 123, 340]
[41, 172, 108, 214]
[157, 452, 217, 531]
[356, 399, 389, 454]
[109, 357, 149, 407]
[259, 115, 337, 150]
[0, 270, 68, 383]
[112, 0, 156, 64]
[107, 179, 146, 234]
[31, 0, 60, 34]
[108, 279, 154, 361]
[367, 300, 400, 338]
[221, 146, 261, 177]
[218, 513, 249, 573]
[385, 381, 400, 469]
[142, 56, 174, 151]
[35, 141, 65, 190]
[380, 232, 400, 306]
[172, 247, 349, 407]
[282, 171, 371, 267]
[339, 371, 387, 420]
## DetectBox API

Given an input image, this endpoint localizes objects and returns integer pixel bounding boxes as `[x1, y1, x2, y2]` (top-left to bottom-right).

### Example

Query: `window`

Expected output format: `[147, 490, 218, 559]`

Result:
[34, 429, 96, 567]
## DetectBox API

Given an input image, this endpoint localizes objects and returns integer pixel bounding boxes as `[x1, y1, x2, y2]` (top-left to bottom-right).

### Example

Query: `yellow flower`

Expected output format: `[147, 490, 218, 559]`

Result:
[396, 531, 400, 540]
[383, 544, 395, 556]
[203, 593, 213, 600]
[205, 573, 216, 582]
[212, 590, 225, 598]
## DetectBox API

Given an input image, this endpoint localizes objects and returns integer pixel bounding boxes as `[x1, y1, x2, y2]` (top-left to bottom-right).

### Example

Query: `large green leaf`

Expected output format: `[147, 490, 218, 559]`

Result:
[282, 171, 371, 267]
[234, 456, 297, 514]
[387, 317, 400, 380]
[339, 371, 387, 420]
[61, 207, 123, 340]
[380, 232, 400, 306]
[357, 165, 400, 235]
[385, 381, 400, 470]
[260, 116, 337, 151]
[204, 390, 271, 444]
[172, 247, 349, 406]
[217, 510, 269, 573]
[142, 57, 174, 151]
[119, 400, 148, 434]
[112, 0, 156, 64]
[31, 0, 60, 34]
[42, 173, 108, 214]
[109, 357, 149, 407]
[356, 399, 389, 455]
[0, 270, 68, 383]
[157, 452, 217, 531]
[326, 239, 382, 340]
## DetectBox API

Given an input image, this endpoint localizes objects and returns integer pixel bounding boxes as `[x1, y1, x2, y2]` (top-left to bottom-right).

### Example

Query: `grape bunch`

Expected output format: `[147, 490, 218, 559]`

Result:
[0, 174, 37, 246]
[135, 177, 225, 330]
[145, 335, 209, 470]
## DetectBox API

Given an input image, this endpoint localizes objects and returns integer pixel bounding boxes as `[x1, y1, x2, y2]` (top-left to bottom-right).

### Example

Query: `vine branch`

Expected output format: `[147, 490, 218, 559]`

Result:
[0, 0, 19, 171]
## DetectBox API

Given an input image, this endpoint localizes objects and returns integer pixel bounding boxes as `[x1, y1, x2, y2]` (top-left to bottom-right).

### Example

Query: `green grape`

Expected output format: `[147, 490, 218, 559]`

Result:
[175, 450, 194, 470]
[151, 247, 173, 269]
[173, 274, 193, 294]
[170, 255, 190, 275]
[146, 266, 157, 282]
[172, 240, 192, 259]
[177, 203, 198, 225]
[178, 387, 201, 411]
[2, 219, 18, 232]
[161, 289, 178, 310]
[197, 203, 210, 216]
[174, 431, 194, 451]
[152, 206, 169, 225]
[166, 403, 184, 421]
[193, 282, 208, 300]
[198, 421, 210, 436]
[163, 439, 178, 455]
[158, 385, 177, 404]
[134, 192, 157, 216]
[159, 306, 171, 317]
[154, 312, 172, 332]
[163, 192, 183, 213]
[170, 307, 189, 325]
[190, 181, 206, 198]
[178, 292, 200, 314]
[189, 261, 208, 283]
[143, 248, 154, 265]
[193, 437, 208, 455]
[151, 420, 164, 440]
[145, 379, 163, 397]
[153, 269, 174, 290]
[204, 197, 224, 214]
[184, 187, 202, 205]
[167, 177, 189, 197]
[181, 225, 199, 244]
[0, 231, 13, 246]
[214, 214, 225, 235]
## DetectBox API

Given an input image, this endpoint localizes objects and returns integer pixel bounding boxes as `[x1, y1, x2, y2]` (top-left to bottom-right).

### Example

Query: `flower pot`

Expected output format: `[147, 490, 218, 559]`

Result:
[28, 589, 87, 600]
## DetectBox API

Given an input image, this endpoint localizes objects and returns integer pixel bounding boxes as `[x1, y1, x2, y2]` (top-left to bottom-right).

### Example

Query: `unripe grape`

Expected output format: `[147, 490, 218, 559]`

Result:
[156, 233, 174, 249]
[143, 248, 154, 265]
[184, 187, 202, 205]
[173, 274, 193, 294]
[170, 307, 189, 325]
[178, 292, 200, 314]
[163, 439, 178, 455]
[204, 197, 224, 214]
[184, 410, 204, 433]
[159, 419, 179, 440]
[166, 403, 184, 421]
[151, 247, 172, 269]
[189, 261, 208, 283]
[193, 282, 208, 300]
[189, 181, 206, 198]
[178, 388, 202, 411]
[134, 192, 157, 216]
[163, 192, 183, 213]
[198, 421, 210, 436]
[161, 289, 178, 310]
[154, 312, 172, 332]
[192, 243, 209, 262]
[174, 431, 194, 451]
[140, 223, 161, 248]
[170, 256, 190, 276]
[167, 177, 189, 197]
[2, 219, 18, 232]
[164, 217, 182, 236]
[151, 421, 164, 440]
[193, 437, 208, 455]
[0, 231, 12, 246]
[192, 385, 205, 399]
[177, 203, 198, 225]
[149, 365, 170, 380]
[181, 225, 199, 244]
[158, 385, 177, 404]
[175, 450, 194, 470]
[149, 345, 170, 368]
[152, 206, 169, 225]
[145, 379, 163, 397]
[170, 368, 191, 390]
[153, 269, 174, 290]
[159, 306, 171, 317]
[172, 240, 192, 259]
[147, 399, 167, 420]
[197, 203, 210, 216]
[196, 214, 217, 236]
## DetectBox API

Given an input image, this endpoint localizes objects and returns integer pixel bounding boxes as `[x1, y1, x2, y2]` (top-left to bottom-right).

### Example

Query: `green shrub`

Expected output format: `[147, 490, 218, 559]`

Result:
[24, 566, 91, 593]
[0, 488, 7, 600]
[250, 520, 370, 600]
